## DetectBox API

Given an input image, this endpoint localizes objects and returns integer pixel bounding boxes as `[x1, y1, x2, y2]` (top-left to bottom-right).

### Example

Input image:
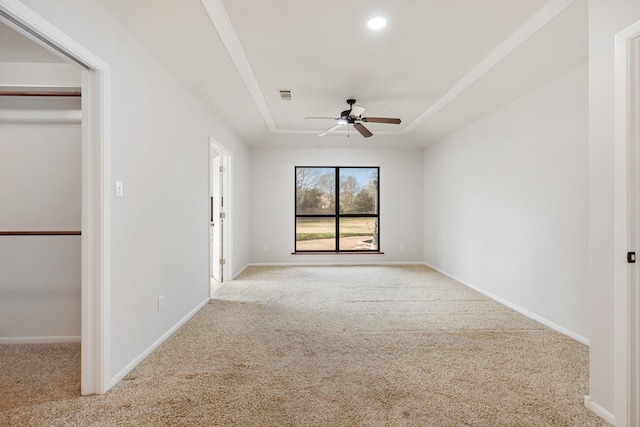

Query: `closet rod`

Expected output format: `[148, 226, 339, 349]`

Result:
[0, 231, 81, 236]
[0, 91, 81, 97]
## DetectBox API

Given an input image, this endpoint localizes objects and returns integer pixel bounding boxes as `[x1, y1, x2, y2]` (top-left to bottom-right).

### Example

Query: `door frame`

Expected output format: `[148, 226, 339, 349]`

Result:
[0, 0, 111, 395]
[209, 138, 232, 286]
[614, 19, 640, 427]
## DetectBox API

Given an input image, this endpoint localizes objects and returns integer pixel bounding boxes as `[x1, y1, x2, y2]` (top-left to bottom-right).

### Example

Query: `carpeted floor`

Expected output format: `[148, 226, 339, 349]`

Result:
[0, 265, 610, 426]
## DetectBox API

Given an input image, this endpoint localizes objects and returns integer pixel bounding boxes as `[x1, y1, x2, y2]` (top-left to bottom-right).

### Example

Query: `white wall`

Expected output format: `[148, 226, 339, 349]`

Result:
[423, 63, 589, 341]
[0, 121, 82, 341]
[231, 144, 251, 276]
[588, 0, 640, 419]
[0, 121, 81, 230]
[16, 0, 251, 387]
[250, 147, 423, 264]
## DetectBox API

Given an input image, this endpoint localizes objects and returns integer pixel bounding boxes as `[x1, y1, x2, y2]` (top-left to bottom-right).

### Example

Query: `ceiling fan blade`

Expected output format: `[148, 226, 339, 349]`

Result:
[353, 123, 373, 138]
[349, 105, 366, 118]
[319, 123, 344, 136]
[306, 117, 339, 120]
[362, 117, 402, 124]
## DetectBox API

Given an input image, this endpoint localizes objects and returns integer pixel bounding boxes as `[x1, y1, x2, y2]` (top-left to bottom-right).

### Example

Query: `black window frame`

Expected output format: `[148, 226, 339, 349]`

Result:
[294, 166, 380, 253]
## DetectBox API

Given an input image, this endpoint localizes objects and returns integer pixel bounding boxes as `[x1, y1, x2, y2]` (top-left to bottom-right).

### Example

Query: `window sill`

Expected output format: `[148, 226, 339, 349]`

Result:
[292, 251, 385, 255]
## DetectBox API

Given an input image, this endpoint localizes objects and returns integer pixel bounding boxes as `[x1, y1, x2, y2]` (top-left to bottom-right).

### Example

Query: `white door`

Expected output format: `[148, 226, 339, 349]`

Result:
[630, 58, 640, 426]
[628, 34, 640, 427]
[630, 135, 640, 427]
[210, 151, 223, 282]
[210, 142, 230, 285]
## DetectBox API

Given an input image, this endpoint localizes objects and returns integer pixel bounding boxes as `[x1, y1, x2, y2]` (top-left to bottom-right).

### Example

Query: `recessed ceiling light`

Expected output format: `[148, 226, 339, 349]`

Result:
[367, 17, 386, 30]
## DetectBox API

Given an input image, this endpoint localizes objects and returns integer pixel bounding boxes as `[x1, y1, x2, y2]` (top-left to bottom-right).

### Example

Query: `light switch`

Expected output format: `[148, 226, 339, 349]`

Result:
[115, 180, 123, 198]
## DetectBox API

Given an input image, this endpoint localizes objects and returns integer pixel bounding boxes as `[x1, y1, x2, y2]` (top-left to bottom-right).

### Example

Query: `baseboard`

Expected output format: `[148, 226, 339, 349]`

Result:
[423, 262, 590, 346]
[248, 261, 425, 267]
[110, 297, 210, 387]
[232, 263, 250, 279]
[584, 395, 615, 425]
[0, 336, 81, 344]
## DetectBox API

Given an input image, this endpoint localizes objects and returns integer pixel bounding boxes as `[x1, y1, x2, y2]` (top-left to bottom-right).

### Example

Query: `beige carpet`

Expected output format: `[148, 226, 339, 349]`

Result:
[0, 265, 610, 426]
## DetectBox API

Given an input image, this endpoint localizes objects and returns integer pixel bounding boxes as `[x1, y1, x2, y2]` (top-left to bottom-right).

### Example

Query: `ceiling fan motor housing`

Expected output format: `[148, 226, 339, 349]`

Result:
[341, 109, 355, 122]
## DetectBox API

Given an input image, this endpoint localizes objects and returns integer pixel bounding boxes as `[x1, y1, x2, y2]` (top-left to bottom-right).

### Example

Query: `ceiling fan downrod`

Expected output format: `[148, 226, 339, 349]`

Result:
[342, 99, 359, 122]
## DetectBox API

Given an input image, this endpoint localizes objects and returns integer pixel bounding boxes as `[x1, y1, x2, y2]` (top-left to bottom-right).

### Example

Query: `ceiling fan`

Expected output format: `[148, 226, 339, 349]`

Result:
[306, 99, 401, 138]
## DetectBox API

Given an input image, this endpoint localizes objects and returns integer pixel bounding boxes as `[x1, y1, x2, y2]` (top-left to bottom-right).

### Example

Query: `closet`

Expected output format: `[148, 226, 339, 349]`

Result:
[0, 22, 82, 343]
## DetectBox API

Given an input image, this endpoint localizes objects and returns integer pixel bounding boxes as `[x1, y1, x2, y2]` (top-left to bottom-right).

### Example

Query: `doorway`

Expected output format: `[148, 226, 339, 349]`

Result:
[0, 19, 82, 345]
[209, 139, 231, 293]
[0, 1, 110, 395]
[614, 21, 640, 427]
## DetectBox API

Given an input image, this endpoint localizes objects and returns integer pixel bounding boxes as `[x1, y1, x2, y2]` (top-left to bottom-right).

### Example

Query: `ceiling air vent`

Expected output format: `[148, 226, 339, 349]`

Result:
[279, 90, 293, 101]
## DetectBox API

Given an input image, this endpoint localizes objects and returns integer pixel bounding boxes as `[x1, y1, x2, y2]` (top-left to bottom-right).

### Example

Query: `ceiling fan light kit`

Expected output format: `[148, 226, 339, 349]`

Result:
[306, 99, 401, 138]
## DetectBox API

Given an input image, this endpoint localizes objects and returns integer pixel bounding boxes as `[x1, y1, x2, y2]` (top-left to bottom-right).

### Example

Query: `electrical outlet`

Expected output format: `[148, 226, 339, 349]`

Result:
[158, 296, 164, 311]
[263, 245, 269, 252]
[400, 244, 405, 251]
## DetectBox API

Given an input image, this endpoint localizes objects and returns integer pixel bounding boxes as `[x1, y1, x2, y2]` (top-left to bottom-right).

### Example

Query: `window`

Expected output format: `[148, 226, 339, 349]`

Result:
[295, 167, 379, 252]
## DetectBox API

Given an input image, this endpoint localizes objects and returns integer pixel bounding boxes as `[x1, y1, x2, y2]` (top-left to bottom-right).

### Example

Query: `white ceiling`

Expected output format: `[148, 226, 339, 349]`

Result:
[96, 1, 589, 147]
